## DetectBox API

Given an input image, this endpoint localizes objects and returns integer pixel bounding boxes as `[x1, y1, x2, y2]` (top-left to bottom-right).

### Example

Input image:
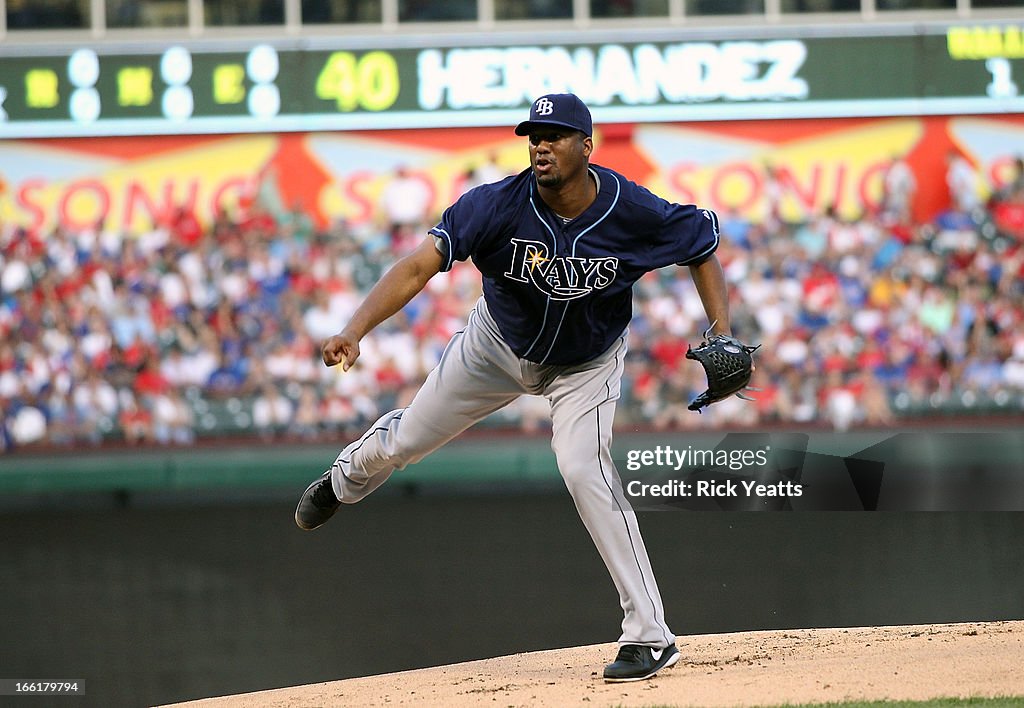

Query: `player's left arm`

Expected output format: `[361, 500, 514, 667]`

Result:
[687, 254, 731, 336]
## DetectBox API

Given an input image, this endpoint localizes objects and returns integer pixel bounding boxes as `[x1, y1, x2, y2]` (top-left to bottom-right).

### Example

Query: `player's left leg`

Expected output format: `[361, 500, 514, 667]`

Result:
[543, 335, 677, 680]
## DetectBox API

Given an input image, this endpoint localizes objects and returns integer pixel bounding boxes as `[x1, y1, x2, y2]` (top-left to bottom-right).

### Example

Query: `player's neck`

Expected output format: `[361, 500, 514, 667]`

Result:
[537, 169, 597, 221]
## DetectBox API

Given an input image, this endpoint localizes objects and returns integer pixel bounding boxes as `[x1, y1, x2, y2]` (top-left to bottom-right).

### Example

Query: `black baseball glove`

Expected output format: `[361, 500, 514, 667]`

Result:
[686, 326, 760, 412]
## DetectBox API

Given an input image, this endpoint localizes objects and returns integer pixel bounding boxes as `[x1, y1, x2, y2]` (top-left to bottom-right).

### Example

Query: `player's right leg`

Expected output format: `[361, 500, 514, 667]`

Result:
[295, 301, 523, 530]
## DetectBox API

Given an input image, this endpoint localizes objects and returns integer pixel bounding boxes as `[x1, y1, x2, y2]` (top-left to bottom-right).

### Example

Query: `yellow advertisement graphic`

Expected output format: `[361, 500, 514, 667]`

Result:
[304, 133, 522, 227]
[5, 115, 1022, 237]
[635, 119, 924, 222]
[0, 136, 278, 234]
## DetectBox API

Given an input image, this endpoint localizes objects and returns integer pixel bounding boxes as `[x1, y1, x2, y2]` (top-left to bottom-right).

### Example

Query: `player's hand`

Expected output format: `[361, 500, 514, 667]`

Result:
[322, 331, 360, 371]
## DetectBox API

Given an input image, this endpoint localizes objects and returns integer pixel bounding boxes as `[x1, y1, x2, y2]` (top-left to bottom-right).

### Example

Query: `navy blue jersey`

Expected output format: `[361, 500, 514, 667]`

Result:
[429, 164, 720, 366]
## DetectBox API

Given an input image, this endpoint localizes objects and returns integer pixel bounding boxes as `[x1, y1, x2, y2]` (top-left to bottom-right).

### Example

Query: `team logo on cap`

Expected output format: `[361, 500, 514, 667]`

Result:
[534, 97, 554, 116]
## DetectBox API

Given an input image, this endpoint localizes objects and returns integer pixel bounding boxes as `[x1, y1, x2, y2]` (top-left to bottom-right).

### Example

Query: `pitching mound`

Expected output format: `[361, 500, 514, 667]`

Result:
[162, 621, 1023, 707]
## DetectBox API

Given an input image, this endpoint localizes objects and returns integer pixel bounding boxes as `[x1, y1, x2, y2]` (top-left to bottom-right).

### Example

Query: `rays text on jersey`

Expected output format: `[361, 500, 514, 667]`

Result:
[504, 238, 618, 301]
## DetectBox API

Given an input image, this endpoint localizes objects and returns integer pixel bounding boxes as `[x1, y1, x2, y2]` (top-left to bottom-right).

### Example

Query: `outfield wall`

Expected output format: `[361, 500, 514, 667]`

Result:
[2, 494, 1022, 708]
[3, 428, 1022, 510]
[3, 429, 1024, 706]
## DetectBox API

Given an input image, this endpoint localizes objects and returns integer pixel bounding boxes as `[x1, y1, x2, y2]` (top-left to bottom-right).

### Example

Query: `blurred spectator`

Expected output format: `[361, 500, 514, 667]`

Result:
[152, 388, 196, 445]
[290, 385, 322, 439]
[320, 384, 376, 436]
[1004, 338, 1024, 390]
[945, 150, 984, 214]
[461, 151, 510, 193]
[303, 288, 355, 343]
[119, 392, 155, 445]
[653, 369, 702, 431]
[3, 154, 1024, 452]
[169, 205, 204, 249]
[992, 155, 1024, 204]
[882, 153, 917, 221]
[206, 349, 249, 397]
[7, 398, 47, 446]
[990, 167, 1024, 241]
[73, 369, 119, 443]
[252, 383, 294, 439]
[762, 163, 784, 229]
[381, 166, 433, 233]
[134, 353, 170, 398]
[820, 370, 858, 431]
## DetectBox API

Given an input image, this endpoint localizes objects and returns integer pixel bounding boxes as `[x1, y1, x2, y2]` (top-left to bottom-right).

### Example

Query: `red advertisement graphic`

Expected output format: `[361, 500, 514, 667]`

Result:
[2, 115, 1022, 235]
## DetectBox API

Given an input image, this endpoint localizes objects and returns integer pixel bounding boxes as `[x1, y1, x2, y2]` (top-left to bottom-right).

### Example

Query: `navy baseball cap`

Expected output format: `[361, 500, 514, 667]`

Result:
[515, 93, 593, 137]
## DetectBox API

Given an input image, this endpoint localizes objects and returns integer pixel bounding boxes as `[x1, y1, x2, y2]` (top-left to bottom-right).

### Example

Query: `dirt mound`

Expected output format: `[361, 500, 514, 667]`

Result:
[162, 620, 1024, 707]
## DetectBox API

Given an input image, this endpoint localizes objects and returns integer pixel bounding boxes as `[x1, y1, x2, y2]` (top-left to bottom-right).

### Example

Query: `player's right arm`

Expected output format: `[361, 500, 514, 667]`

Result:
[321, 235, 444, 370]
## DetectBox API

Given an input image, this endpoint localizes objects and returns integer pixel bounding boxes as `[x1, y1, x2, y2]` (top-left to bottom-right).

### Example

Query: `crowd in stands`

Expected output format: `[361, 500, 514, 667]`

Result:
[2, 154, 1023, 452]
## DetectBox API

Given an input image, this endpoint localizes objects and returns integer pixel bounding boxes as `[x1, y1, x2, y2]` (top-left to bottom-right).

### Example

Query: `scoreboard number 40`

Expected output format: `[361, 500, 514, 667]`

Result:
[315, 51, 400, 112]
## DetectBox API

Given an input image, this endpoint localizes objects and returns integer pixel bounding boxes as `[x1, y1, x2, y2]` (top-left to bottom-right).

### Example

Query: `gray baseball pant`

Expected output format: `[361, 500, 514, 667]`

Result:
[327, 297, 675, 648]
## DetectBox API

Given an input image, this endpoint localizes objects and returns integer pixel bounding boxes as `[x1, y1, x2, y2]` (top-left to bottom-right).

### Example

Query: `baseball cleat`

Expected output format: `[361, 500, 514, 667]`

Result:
[602, 643, 680, 682]
[294, 470, 341, 530]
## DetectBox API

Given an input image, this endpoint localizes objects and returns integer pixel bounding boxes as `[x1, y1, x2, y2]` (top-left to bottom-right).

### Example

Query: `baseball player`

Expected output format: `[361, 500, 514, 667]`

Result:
[296, 93, 734, 682]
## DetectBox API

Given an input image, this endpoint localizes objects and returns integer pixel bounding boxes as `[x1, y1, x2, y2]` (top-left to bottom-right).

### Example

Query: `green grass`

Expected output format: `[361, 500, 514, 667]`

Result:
[617, 699, 1024, 708]
[759, 699, 1024, 708]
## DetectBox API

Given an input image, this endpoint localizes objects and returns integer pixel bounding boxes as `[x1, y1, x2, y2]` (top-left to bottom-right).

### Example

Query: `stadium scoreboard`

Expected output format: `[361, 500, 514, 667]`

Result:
[0, 24, 1021, 138]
